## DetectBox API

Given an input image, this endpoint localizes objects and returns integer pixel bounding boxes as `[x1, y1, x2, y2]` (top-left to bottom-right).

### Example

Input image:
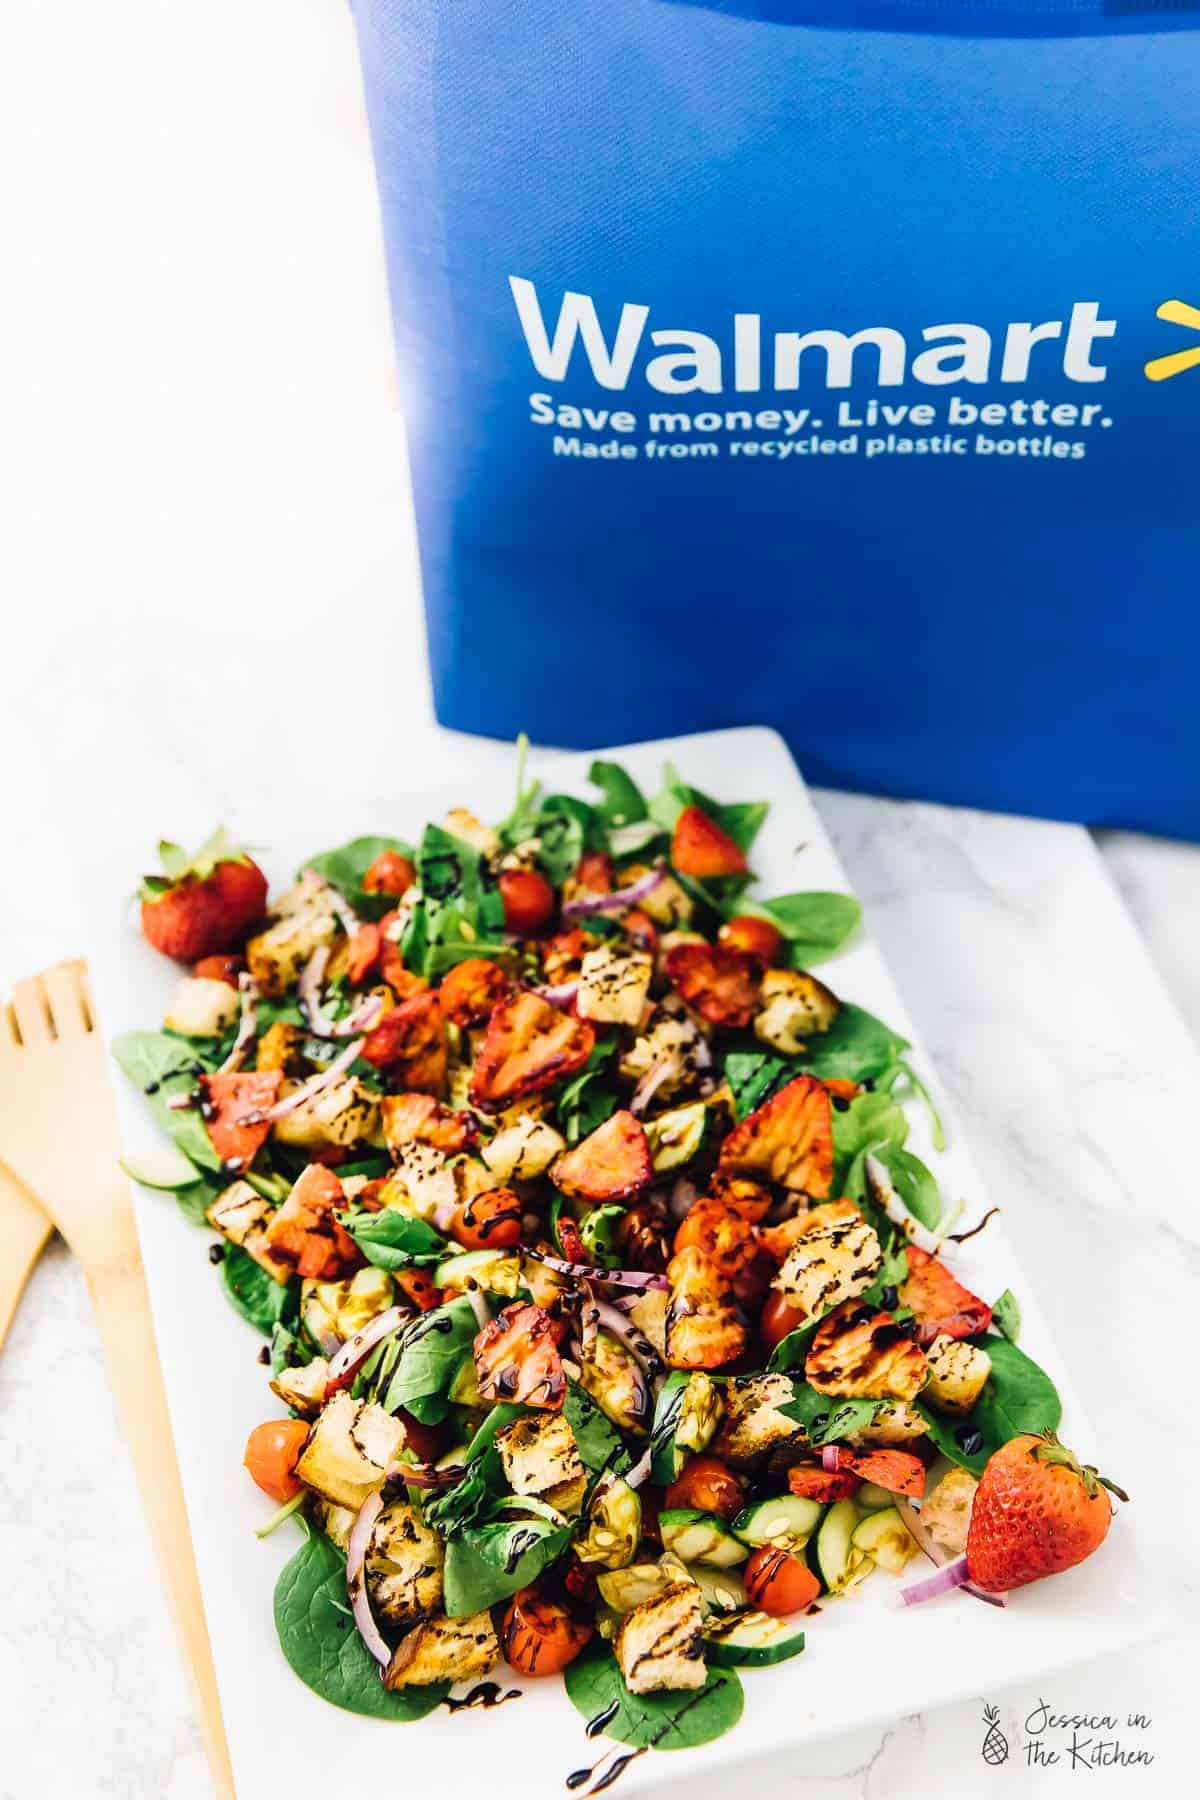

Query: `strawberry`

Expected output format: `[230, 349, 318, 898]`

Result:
[900, 1245, 991, 1345]
[966, 1431, 1128, 1592]
[551, 1108, 653, 1203]
[140, 829, 267, 962]
[199, 1068, 282, 1169]
[671, 804, 748, 879]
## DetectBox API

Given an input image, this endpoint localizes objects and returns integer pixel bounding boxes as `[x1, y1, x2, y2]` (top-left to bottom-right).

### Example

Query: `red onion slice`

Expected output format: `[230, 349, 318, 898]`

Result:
[527, 1248, 668, 1291]
[219, 973, 260, 1074]
[630, 1055, 679, 1118]
[534, 980, 579, 1009]
[561, 863, 666, 923]
[239, 1036, 364, 1125]
[821, 1444, 841, 1473]
[299, 951, 383, 1040]
[346, 1489, 391, 1668]
[900, 1555, 971, 1606]
[326, 1305, 409, 1387]
[301, 867, 361, 938]
[465, 1286, 493, 1332]
[623, 1446, 654, 1491]
[895, 1503, 1007, 1608]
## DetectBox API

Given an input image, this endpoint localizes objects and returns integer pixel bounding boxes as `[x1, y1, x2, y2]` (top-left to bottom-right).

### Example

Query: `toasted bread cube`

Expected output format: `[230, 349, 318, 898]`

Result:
[628, 1289, 669, 1359]
[294, 1392, 406, 1511]
[623, 867, 692, 929]
[271, 1077, 380, 1151]
[367, 1500, 444, 1628]
[443, 808, 501, 861]
[774, 1205, 882, 1322]
[481, 1113, 566, 1182]
[206, 1180, 291, 1284]
[618, 1012, 708, 1099]
[614, 1584, 706, 1694]
[920, 1468, 979, 1556]
[923, 1333, 992, 1416]
[843, 1400, 930, 1447]
[714, 1373, 801, 1467]
[496, 1412, 587, 1515]
[300, 1266, 395, 1347]
[383, 1139, 460, 1222]
[269, 1357, 330, 1419]
[806, 1302, 929, 1403]
[246, 897, 339, 998]
[310, 1497, 356, 1552]
[164, 976, 240, 1038]
[577, 943, 654, 1028]
[384, 1611, 499, 1690]
[753, 969, 840, 1056]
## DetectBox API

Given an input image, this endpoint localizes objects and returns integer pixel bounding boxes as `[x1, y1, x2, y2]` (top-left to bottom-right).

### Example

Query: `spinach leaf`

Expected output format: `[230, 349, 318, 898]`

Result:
[991, 1288, 1022, 1343]
[781, 1384, 881, 1444]
[402, 823, 507, 980]
[564, 1381, 628, 1473]
[588, 760, 647, 827]
[270, 1319, 316, 1376]
[381, 1298, 479, 1423]
[442, 1518, 571, 1616]
[564, 1647, 743, 1752]
[749, 891, 862, 966]
[796, 1004, 910, 1083]
[112, 1030, 222, 1172]
[532, 795, 598, 885]
[917, 1334, 1060, 1476]
[832, 1088, 909, 1169]
[463, 1402, 528, 1464]
[301, 835, 415, 921]
[273, 1533, 446, 1719]
[337, 1207, 448, 1270]
[579, 1204, 624, 1268]
[874, 1146, 942, 1231]
[495, 732, 543, 846]
[424, 1459, 500, 1537]
[556, 1041, 620, 1145]
[647, 763, 768, 855]
[220, 1245, 297, 1337]
[723, 1050, 792, 1120]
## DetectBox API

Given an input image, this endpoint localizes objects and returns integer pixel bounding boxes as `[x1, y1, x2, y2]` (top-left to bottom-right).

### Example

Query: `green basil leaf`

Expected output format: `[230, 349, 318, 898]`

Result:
[751, 891, 862, 965]
[564, 1646, 744, 1752]
[337, 1207, 448, 1270]
[273, 1533, 446, 1719]
[220, 1245, 297, 1337]
[442, 1518, 571, 1616]
[991, 1288, 1022, 1343]
[564, 1381, 628, 1474]
[301, 835, 415, 922]
[381, 1298, 479, 1422]
[588, 760, 648, 827]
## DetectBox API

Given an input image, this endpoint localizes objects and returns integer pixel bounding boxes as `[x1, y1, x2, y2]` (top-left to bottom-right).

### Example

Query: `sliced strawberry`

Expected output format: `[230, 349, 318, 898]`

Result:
[900, 1246, 992, 1346]
[469, 991, 595, 1113]
[473, 1302, 566, 1409]
[437, 956, 513, 1027]
[192, 953, 243, 988]
[572, 852, 614, 895]
[264, 1163, 361, 1281]
[380, 1092, 477, 1155]
[347, 923, 383, 985]
[200, 1069, 282, 1168]
[823, 1078, 861, 1103]
[671, 805, 748, 879]
[719, 1074, 833, 1196]
[664, 941, 762, 1029]
[672, 1198, 772, 1304]
[837, 1447, 926, 1497]
[787, 1463, 861, 1503]
[551, 1109, 652, 1204]
[541, 928, 592, 986]
[360, 991, 447, 1094]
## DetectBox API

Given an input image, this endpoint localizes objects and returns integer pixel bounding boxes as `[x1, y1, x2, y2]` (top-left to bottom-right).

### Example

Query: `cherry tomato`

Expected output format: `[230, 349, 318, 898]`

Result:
[192, 953, 243, 987]
[744, 1546, 820, 1616]
[759, 1290, 806, 1356]
[623, 908, 658, 955]
[574, 852, 613, 894]
[394, 1268, 443, 1312]
[396, 1408, 446, 1463]
[453, 1186, 523, 1251]
[663, 1454, 746, 1522]
[363, 850, 416, 896]
[719, 915, 784, 965]
[501, 1587, 592, 1676]
[498, 868, 556, 935]
[243, 1419, 309, 1503]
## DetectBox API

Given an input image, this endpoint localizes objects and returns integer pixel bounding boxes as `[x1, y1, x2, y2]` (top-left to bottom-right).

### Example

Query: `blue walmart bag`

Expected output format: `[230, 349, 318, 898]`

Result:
[350, 0, 1200, 837]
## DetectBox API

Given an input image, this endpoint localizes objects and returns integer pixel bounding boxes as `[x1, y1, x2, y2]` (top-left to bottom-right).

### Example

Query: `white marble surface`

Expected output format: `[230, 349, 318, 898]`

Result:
[4, 0, 1200, 1794]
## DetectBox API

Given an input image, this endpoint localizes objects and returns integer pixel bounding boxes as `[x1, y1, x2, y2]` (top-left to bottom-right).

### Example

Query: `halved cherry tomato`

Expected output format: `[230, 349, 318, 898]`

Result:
[501, 1586, 592, 1676]
[787, 1463, 861, 1503]
[396, 1408, 446, 1462]
[744, 1545, 821, 1615]
[363, 850, 416, 896]
[244, 1418, 309, 1503]
[671, 805, 748, 879]
[394, 1268, 443, 1312]
[498, 868, 556, 934]
[622, 908, 658, 955]
[719, 915, 784, 965]
[663, 1454, 746, 1521]
[192, 953, 243, 987]
[453, 1186, 523, 1251]
[438, 956, 513, 1026]
[759, 1289, 806, 1356]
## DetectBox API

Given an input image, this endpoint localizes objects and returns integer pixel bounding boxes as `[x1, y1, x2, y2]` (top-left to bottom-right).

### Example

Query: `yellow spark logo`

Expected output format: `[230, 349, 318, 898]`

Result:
[1144, 300, 1200, 381]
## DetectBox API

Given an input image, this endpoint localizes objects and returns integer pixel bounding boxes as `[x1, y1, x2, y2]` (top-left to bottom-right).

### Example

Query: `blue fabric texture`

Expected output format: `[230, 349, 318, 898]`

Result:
[351, 0, 1200, 836]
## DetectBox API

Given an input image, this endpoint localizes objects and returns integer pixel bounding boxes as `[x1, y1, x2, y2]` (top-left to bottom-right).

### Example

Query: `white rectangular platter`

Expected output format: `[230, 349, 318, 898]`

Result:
[85, 727, 1152, 1799]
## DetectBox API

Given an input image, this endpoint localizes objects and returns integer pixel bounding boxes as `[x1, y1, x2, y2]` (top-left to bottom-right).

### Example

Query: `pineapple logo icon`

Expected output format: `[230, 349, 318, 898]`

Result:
[981, 1704, 1009, 1766]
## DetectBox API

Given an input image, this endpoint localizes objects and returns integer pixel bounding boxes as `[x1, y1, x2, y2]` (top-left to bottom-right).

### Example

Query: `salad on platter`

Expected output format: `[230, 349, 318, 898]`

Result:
[115, 748, 1127, 1772]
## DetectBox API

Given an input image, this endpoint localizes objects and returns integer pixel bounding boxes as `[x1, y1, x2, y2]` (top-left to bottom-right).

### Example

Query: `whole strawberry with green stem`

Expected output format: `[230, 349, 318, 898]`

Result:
[139, 828, 268, 961]
[966, 1431, 1128, 1593]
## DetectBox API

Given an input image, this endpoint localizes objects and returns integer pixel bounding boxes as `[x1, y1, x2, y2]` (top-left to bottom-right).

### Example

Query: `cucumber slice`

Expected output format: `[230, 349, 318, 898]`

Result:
[434, 1247, 521, 1293]
[815, 1499, 874, 1594]
[644, 1103, 708, 1172]
[659, 1508, 748, 1568]
[855, 1480, 896, 1513]
[733, 1494, 824, 1552]
[596, 1561, 687, 1612]
[121, 1146, 203, 1191]
[851, 1507, 917, 1574]
[649, 1370, 724, 1484]
[704, 1609, 807, 1669]
[690, 1564, 749, 1615]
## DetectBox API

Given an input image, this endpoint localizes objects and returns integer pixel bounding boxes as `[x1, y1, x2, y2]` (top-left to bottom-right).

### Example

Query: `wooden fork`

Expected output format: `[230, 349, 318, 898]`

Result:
[0, 960, 234, 1798]
[0, 1159, 53, 1349]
